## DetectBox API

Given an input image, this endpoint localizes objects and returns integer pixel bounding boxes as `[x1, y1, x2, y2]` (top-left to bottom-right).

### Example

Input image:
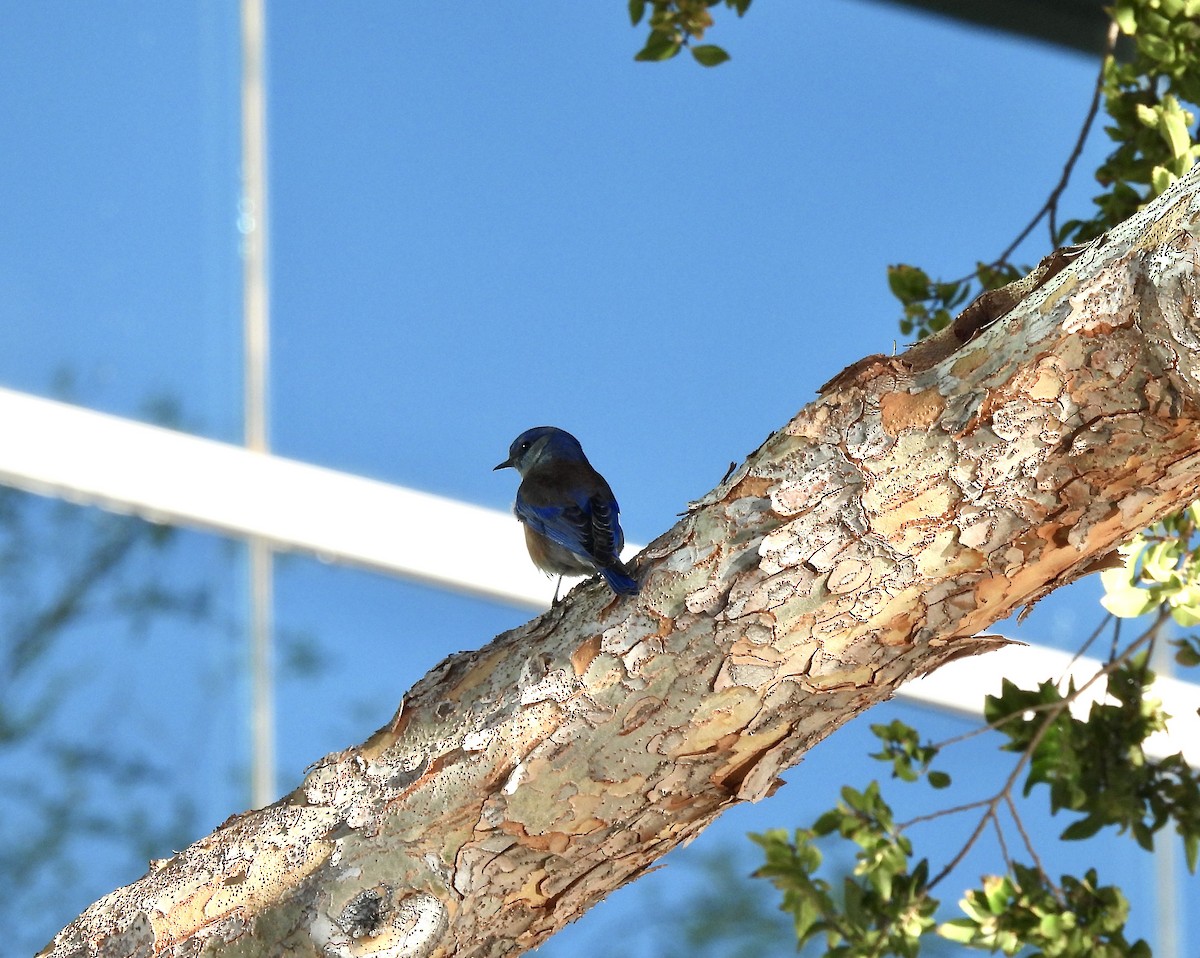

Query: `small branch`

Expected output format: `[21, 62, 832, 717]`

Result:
[914, 18, 1120, 302]
[996, 18, 1119, 263]
[929, 631, 1136, 752]
[926, 715, 1046, 892]
[929, 612, 1159, 759]
[1058, 613, 1116, 680]
[899, 797, 993, 831]
[922, 612, 1166, 897]
[991, 809, 1015, 877]
[927, 805, 995, 890]
[1005, 793, 1058, 897]
[929, 696, 1067, 752]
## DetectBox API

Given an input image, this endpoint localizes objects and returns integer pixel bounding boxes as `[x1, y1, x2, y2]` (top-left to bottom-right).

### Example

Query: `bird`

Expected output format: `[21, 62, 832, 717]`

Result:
[494, 426, 638, 601]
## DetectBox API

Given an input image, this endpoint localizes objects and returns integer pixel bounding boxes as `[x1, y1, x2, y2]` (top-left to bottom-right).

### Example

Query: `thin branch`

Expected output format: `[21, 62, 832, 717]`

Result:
[996, 18, 1119, 263]
[1058, 613, 1116, 680]
[927, 806, 995, 890]
[991, 809, 1015, 877]
[931, 17, 1121, 295]
[926, 717, 1056, 895]
[929, 611, 1162, 761]
[925, 697, 1055, 892]
[899, 797, 993, 831]
[929, 696, 1070, 752]
[1005, 793, 1057, 896]
[922, 610, 1168, 898]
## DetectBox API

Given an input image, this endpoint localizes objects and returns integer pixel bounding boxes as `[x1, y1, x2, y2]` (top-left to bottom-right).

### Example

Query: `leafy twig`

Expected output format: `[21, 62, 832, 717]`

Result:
[915, 609, 1171, 897]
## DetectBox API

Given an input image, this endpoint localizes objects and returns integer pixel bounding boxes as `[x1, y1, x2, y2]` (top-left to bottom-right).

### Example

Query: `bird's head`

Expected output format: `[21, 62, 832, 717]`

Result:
[494, 426, 587, 475]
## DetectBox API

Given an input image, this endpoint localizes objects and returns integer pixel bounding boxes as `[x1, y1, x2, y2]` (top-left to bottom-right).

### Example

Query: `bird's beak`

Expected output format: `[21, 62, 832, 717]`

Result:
[493, 458, 514, 471]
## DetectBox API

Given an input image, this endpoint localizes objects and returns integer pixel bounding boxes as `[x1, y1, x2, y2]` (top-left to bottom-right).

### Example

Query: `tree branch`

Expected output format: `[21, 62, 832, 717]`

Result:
[42, 164, 1200, 958]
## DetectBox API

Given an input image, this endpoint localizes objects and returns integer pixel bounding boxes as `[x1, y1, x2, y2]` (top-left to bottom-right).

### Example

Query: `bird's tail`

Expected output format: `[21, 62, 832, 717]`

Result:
[602, 562, 639, 596]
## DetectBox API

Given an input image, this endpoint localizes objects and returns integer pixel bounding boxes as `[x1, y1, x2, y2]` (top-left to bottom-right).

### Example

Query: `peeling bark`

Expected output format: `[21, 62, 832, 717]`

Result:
[42, 165, 1200, 958]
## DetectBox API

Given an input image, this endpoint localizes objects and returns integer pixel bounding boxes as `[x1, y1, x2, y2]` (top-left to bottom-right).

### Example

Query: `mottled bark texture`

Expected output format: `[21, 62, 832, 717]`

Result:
[44, 165, 1200, 958]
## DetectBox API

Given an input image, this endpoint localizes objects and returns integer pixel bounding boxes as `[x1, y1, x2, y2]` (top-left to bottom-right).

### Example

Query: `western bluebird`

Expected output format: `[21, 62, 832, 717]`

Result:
[494, 426, 639, 601]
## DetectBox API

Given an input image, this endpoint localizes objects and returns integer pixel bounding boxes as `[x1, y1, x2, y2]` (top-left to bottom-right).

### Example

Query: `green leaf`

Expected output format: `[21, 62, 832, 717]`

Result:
[1113, 0, 1138, 34]
[1172, 636, 1200, 667]
[628, 0, 646, 26]
[1151, 165, 1176, 195]
[1099, 567, 1133, 597]
[928, 770, 951, 789]
[959, 890, 991, 924]
[1170, 588, 1200, 626]
[887, 264, 930, 301]
[1135, 103, 1159, 129]
[939, 918, 979, 944]
[983, 874, 1012, 914]
[1061, 816, 1104, 841]
[1159, 104, 1193, 160]
[1141, 539, 1180, 582]
[1100, 583, 1157, 618]
[691, 44, 731, 66]
[635, 30, 681, 61]
[1140, 32, 1174, 63]
[843, 876, 865, 923]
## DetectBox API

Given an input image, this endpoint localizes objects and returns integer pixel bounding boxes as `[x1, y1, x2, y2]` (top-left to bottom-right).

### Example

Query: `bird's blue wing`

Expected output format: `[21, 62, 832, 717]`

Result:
[514, 460, 637, 594]
[514, 490, 593, 561]
[516, 460, 626, 567]
[586, 495, 624, 564]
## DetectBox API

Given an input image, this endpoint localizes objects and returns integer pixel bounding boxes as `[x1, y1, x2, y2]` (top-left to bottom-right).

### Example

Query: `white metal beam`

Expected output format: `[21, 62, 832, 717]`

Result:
[1, 385, 1197, 765]
[0, 386, 563, 607]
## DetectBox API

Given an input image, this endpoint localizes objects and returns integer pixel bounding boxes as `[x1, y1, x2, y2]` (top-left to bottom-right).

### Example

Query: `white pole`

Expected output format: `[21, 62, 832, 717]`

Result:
[241, 0, 275, 810]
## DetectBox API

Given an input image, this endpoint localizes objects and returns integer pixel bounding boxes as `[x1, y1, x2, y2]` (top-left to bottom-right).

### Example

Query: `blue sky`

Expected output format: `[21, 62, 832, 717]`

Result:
[1, 2, 1193, 955]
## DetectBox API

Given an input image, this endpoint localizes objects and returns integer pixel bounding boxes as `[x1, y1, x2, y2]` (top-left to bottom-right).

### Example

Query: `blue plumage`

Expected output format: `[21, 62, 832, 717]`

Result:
[495, 426, 638, 600]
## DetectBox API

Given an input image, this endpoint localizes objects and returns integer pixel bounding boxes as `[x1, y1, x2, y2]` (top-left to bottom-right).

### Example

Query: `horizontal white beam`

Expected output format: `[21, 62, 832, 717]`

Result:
[0, 387, 564, 607]
[0, 387, 1197, 764]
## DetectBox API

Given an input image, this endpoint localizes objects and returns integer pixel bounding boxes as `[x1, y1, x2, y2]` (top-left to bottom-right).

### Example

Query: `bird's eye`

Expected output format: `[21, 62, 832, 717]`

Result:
[519, 441, 531, 452]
